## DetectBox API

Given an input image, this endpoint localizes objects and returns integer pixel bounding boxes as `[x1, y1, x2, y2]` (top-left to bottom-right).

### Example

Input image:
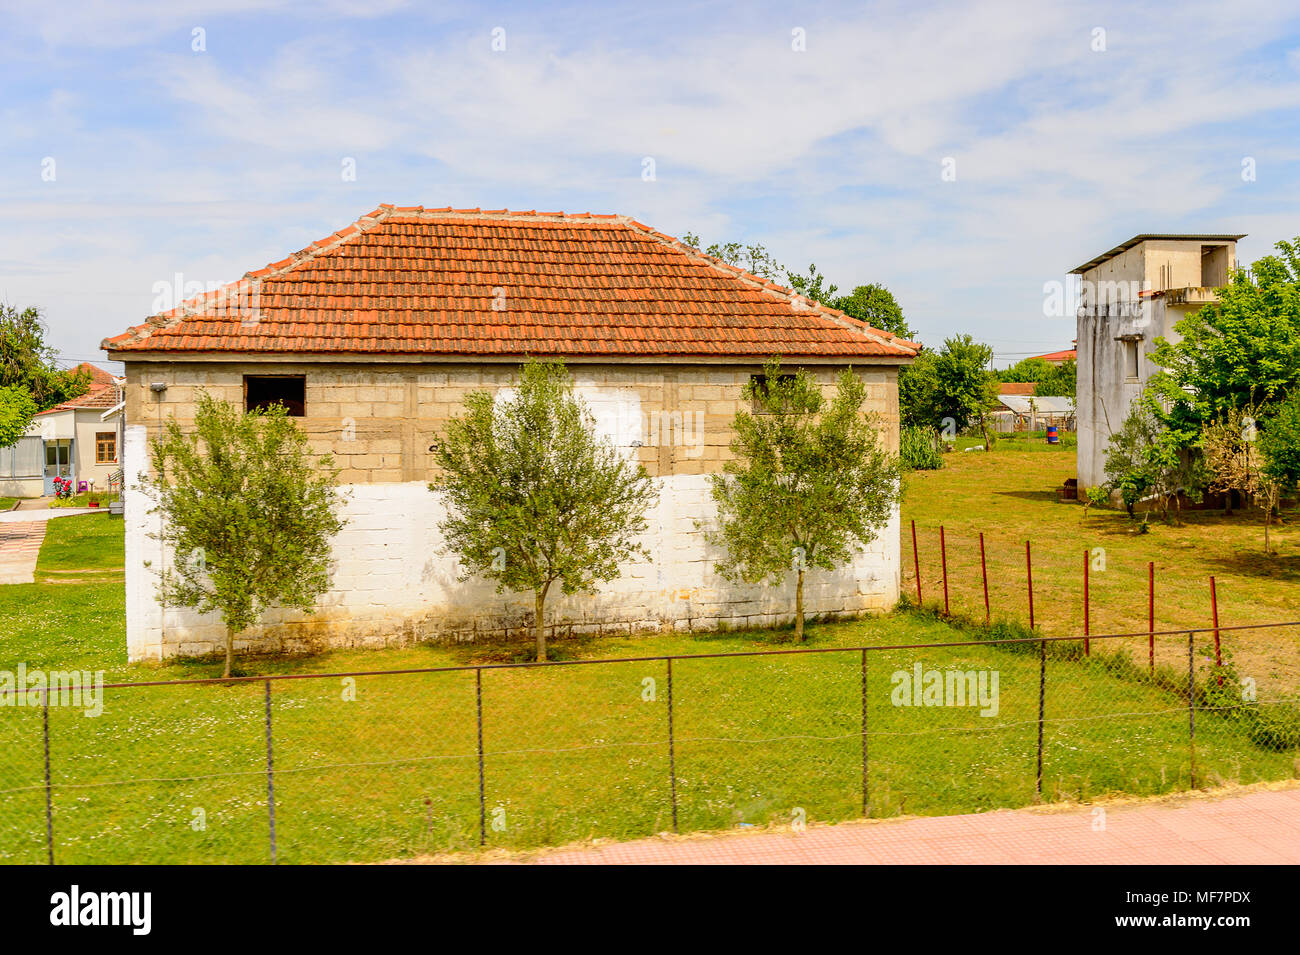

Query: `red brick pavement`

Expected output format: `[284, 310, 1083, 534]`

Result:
[484, 784, 1300, 865]
[0, 521, 47, 585]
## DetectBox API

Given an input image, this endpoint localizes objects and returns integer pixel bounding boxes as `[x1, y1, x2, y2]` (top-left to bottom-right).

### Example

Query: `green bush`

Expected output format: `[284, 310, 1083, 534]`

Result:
[900, 425, 943, 470]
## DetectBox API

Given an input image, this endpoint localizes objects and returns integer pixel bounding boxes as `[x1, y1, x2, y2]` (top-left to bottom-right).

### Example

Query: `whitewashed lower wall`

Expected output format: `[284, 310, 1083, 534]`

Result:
[123, 425, 901, 662]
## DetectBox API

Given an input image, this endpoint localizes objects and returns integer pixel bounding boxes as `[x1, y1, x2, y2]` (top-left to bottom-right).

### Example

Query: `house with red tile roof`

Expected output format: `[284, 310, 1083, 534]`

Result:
[1028, 348, 1076, 365]
[103, 205, 918, 662]
[1, 363, 124, 499]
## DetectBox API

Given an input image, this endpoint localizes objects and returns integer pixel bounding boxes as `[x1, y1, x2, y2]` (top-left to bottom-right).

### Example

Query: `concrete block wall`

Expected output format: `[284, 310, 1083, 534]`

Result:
[120, 360, 902, 661]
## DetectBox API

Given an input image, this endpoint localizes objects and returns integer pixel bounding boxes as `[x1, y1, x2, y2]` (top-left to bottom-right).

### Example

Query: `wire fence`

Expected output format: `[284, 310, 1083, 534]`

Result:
[904, 519, 1300, 696]
[0, 622, 1297, 864]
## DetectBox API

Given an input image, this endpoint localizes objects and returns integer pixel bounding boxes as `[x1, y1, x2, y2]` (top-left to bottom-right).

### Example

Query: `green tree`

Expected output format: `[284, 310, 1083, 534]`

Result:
[0, 303, 91, 410]
[1103, 400, 1200, 522]
[1034, 359, 1077, 398]
[145, 393, 346, 677]
[831, 284, 915, 339]
[680, 232, 785, 281]
[785, 264, 839, 305]
[706, 358, 901, 641]
[1202, 405, 1278, 551]
[431, 360, 657, 662]
[0, 385, 38, 449]
[1148, 236, 1300, 444]
[1259, 390, 1300, 496]
[898, 348, 939, 430]
[932, 335, 999, 449]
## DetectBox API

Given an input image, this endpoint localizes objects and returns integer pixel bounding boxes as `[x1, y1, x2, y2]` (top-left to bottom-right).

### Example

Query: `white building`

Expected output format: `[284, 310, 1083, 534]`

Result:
[0, 363, 124, 499]
[100, 205, 918, 662]
[1072, 234, 1244, 489]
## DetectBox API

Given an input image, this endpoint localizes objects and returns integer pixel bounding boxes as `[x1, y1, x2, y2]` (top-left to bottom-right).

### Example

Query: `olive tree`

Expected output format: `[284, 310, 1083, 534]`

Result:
[707, 358, 901, 641]
[144, 393, 346, 677]
[431, 359, 657, 662]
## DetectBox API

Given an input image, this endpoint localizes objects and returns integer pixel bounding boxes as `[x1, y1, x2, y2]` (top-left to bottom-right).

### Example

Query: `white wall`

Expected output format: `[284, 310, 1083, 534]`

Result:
[123, 424, 900, 662]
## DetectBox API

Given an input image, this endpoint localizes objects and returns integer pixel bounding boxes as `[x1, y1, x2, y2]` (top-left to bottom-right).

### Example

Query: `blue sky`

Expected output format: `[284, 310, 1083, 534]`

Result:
[3, 0, 1300, 370]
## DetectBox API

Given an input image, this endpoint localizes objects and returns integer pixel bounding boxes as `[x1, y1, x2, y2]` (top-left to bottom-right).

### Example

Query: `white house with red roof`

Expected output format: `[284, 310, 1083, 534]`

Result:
[0, 363, 124, 499]
[103, 205, 918, 662]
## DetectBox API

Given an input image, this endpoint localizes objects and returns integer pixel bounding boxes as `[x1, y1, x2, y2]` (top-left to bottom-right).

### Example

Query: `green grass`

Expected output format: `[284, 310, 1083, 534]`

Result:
[0, 515, 1295, 864]
[0, 498, 16, 511]
[36, 513, 124, 577]
[904, 447, 1300, 697]
[49, 492, 117, 509]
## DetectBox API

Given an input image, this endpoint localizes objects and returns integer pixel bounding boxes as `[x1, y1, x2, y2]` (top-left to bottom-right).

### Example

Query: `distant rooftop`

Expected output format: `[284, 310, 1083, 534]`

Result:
[1069, 234, 1246, 275]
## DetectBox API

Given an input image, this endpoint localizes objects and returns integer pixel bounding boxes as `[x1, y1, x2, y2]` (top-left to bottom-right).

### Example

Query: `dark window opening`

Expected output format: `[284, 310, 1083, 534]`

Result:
[749, 373, 797, 413]
[244, 375, 306, 416]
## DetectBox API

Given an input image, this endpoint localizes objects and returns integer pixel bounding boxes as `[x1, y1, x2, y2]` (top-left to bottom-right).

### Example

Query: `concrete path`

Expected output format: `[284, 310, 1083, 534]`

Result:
[477, 783, 1300, 865]
[0, 507, 101, 524]
[0, 508, 102, 584]
[0, 521, 49, 584]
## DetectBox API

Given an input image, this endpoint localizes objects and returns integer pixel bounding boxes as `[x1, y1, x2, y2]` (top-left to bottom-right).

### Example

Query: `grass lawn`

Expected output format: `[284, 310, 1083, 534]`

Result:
[904, 444, 1300, 697]
[0, 498, 16, 511]
[0, 511, 1296, 863]
[49, 492, 118, 509]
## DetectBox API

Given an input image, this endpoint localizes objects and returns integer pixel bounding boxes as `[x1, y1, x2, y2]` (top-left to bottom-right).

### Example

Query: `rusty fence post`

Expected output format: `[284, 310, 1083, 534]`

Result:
[1083, 549, 1090, 656]
[1209, 576, 1223, 684]
[42, 688, 53, 865]
[979, 532, 990, 625]
[911, 519, 922, 606]
[476, 667, 486, 846]
[940, 526, 950, 616]
[1187, 632, 1197, 789]
[264, 679, 277, 864]
[666, 657, 678, 833]
[860, 649, 869, 817]
[1148, 562, 1155, 675]
[1036, 637, 1046, 799]
[1025, 541, 1035, 630]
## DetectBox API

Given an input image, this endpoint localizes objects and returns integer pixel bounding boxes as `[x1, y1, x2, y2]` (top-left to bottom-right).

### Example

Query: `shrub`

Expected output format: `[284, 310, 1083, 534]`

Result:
[900, 425, 943, 470]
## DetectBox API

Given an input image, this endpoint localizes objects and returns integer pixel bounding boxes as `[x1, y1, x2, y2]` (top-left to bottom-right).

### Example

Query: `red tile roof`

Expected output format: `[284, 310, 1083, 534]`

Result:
[997, 381, 1036, 396]
[1031, 349, 1077, 363]
[33, 364, 122, 416]
[102, 206, 919, 361]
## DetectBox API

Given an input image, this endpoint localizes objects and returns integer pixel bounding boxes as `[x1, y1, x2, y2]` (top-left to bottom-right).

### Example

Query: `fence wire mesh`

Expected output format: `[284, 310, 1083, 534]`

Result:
[1, 623, 1297, 864]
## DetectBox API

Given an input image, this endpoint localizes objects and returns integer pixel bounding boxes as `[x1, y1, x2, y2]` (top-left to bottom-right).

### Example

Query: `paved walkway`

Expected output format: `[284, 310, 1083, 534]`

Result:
[0, 508, 102, 584]
[482, 784, 1300, 865]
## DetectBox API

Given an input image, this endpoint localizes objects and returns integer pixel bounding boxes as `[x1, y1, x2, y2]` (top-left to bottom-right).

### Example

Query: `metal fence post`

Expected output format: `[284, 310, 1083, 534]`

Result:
[1209, 577, 1223, 684]
[667, 657, 678, 833]
[1025, 541, 1035, 630]
[1083, 549, 1090, 656]
[42, 688, 53, 865]
[940, 526, 950, 616]
[911, 519, 922, 606]
[979, 532, 990, 625]
[476, 668, 486, 846]
[860, 649, 869, 817]
[1035, 638, 1046, 799]
[264, 679, 277, 864]
[1187, 632, 1197, 789]
[1148, 562, 1155, 675]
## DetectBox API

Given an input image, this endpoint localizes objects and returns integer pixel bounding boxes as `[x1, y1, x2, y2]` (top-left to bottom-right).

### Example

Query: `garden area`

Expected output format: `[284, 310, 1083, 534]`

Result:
[0, 505, 1296, 864]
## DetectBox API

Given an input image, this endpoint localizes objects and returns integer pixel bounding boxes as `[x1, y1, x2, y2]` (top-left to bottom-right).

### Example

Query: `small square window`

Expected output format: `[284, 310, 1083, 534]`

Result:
[95, 432, 117, 464]
[244, 375, 306, 416]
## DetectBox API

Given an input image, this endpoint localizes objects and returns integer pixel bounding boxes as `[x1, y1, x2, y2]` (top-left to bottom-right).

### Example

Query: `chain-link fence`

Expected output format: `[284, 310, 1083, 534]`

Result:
[904, 520, 1300, 699]
[1, 622, 1297, 864]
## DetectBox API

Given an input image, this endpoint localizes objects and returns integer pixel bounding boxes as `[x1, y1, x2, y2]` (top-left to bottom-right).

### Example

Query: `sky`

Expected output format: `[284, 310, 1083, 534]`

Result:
[3, 0, 1299, 372]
